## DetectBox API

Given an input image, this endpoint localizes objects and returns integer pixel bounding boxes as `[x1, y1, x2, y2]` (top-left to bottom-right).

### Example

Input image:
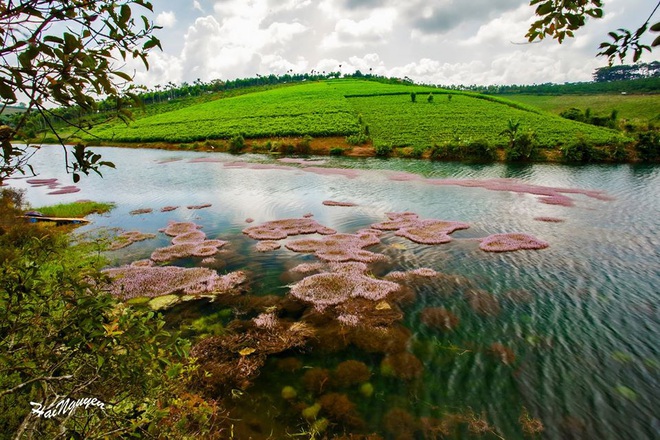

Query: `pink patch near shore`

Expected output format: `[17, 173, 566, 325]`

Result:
[278, 158, 327, 166]
[286, 230, 384, 263]
[153, 221, 227, 262]
[422, 177, 612, 207]
[255, 241, 281, 252]
[187, 203, 212, 210]
[323, 200, 357, 207]
[479, 233, 549, 252]
[302, 167, 361, 179]
[243, 218, 336, 240]
[130, 208, 153, 215]
[189, 157, 224, 163]
[161, 206, 179, 212]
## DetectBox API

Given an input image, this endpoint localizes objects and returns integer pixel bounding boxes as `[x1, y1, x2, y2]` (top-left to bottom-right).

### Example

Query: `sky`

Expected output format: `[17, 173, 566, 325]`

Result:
[128, 0, 657, 88]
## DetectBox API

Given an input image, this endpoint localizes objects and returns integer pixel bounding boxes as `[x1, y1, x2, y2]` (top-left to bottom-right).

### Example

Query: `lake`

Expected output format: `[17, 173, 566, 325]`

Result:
[9, 145, 659, 439]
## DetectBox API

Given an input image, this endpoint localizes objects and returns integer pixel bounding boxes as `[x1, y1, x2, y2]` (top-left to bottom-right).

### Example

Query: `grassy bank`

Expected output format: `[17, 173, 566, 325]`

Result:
[35, 201, 115, 218]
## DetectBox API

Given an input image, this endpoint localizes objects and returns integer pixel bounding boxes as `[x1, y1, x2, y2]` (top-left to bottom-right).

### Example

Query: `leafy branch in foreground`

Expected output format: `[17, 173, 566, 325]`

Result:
[527, 0, 660, 64]
[0, 0, 162, 183]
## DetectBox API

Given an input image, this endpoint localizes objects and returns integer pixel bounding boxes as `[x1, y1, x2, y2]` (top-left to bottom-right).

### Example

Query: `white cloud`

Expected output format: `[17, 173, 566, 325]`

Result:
[155, 11, 177, 28]
[321, 8, 397, 49]
[193, 1, 204, 13]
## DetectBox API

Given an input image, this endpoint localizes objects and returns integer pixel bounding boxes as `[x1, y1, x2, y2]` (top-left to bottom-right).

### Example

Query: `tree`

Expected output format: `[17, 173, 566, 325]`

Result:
[0, 0, 162, 184]
[527, 0, 660, 65]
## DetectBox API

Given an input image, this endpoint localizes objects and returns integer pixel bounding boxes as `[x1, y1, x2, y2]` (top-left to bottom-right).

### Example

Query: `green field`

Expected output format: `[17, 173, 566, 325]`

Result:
[502, 94, 660, 124]
[87, 79, 625, 149]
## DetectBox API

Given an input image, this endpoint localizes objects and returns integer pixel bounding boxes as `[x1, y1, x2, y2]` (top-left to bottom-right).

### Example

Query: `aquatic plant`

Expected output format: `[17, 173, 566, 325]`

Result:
[290, 262, 326, 274]
[420, 307, 459, 332]
[109, 230, 156, 250]
[380, 352, 424, 380]
[245, 217, 254, 223]
[286, 231, 384, 263]
[489, 342, 516, 365]
[332, 360, 371, 388]
[150, 241, 227, 262]
[384, 408, 418, 440]
[302, 403, 322, 420]
[519, 407, 544, 436]
[538, 195, 574, 206]
[322, 200, 357, 207]
[359, 382, 374, 398]
[303, 368, 331, 395]
[276, 357, 303, 372]
[47, 186, 80, 195]
[253, 312, 278, 330]
[129, 208, 152, 215]
[350, 325, 411, 354]
[187, 203, 212, 210]
[464, 289, 501, 317]
[534, 216, 565, 222]
[159, 221, 202, 237]
[102, 265, 245, 299]
[243, 218, 336, 240]
[371, 212, 469, 245]
[255, 240, 281, 252]
[337, 313, 360, 327]
[160, 205, 179, 212]
[171, 230, 207, 244]
[479, 233, 549, 252]
[281, 385, 298, 400]
[318, 393, 364, 428]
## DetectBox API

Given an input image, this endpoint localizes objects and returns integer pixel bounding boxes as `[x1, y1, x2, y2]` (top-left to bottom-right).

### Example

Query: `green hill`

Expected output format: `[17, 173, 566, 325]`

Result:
[86, 79, 623, 150]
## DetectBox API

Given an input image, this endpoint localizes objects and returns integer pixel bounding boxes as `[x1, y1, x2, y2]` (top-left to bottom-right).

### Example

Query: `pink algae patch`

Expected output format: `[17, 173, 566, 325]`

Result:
[285, 230, 384, 263]
[152, 221, 227, 262]
[479, 233, 549, 252]
[171, 230, 207, 244]
[302, 167, 361, 179]
[371, 212, 469, 245]
[160, 206, 179, 212]
[534, 216, 565, 223]
[159, 221, 202, 237]
[102, 265, 246, 299]
[323, 200, 357, 207]
[424, 178, 612, 207]
[110, 231, 156, 250]
[189, 157, 224, 163]
[187, 203, 212, 210]
[255, 241, 281, 252]
[277, 158, 327, 166]
[130, 208, 153, 215]
[243, 218, 336, 240]
[289, 262, 401, 311]
[245, 218, 254, 223]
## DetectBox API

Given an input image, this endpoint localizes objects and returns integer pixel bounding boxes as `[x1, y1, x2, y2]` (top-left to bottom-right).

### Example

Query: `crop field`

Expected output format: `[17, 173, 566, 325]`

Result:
[87, 80, 622, 148]
[502, 94, 660, 124]
[347, 93, 620, 148]
[89, 82, 361, 142]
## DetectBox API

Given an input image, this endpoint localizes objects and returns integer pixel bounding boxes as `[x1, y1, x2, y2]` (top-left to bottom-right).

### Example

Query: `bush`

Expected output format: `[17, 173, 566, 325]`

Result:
[346, 132, 370, 146]
[427, 93, 434, 103]
[229, 134, 245, 154]
[561, 136, 594, 162]
[295, 135, 312, 155]
[505, 130, 538, 162]
[464, 139, 496, 162]
[636, 131, 660, 161]
[329, 147, 344, 156]
[374, 143, 393, 157]
[410, 92, 416, 103]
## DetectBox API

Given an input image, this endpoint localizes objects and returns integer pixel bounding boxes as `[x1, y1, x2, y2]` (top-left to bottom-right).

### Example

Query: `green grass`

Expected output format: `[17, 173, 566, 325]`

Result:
[501, 94, 660, 124]
[85, 79, 625, 149]
[34, 201, 115, 218]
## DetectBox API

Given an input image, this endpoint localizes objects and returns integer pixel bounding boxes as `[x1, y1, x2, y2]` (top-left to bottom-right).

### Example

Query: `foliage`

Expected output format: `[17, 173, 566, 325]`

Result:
[0, 189, 223, 438]
[0, 0, 161, 183]
[295, 135, 313, 155]
[374, 143, 393, 157]
[427, 93, 434, 103]
[505, 130, 538, 162]
[228, 134, 245, 154]
[346, 132, 370, 146]
[35, 201, 115, 218]
[329, 147, 345, 156]
[527, 0, 659, 64]
[410, 92, 417, 103]
[636, 131, 660, 161]
[561, 136, 595, 162]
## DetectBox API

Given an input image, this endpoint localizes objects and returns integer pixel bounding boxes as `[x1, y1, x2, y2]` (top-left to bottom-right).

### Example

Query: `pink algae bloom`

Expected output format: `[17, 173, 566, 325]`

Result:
[187, 203, 212, 210]
[245, 218, 255, 223]
[160, 206, 179, 212]
[538, 195, 574, 207]
[479, 233, 549, 252]
[289, 263, 326, 274]
[159, 221, 202, 237]
[47, 186, 80, 195]
[371, 212, 469, 245]
[286, 232, 384, 263]
[322, 200, 357, 207]
[255, 241, 281, 252]
[289, 263, 400, 311]
[337, 313, 360, 327]
[110, 231, 156, 250]
[102, 266, 244, 299]
[171, 230, 207, 244]
[253, 313, 279, 329]
[151, 241, 227, 262]
[534, 216, 565, 223]
[243, 218, 336, 240]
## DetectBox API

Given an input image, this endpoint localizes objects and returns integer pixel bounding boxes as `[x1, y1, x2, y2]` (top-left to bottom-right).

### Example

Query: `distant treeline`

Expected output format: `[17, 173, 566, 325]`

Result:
[461, 77, 659, 95]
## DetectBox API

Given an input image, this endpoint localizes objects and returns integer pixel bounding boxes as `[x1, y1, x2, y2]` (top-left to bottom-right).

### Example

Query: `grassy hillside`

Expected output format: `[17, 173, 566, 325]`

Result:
[501, 94, 660, 125]
[86, 79, 623, 150]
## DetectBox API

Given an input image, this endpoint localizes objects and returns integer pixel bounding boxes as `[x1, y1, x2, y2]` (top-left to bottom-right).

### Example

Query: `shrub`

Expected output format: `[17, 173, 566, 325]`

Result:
[410, 92, 416, 103]
[636, 131, 660, 161]
[464, 139, 496, 162]
[561, 136, 594, 162]
[346, 132, 370, 146]
[374, 143, 393, 157]
[427, 93, 434, 103]
[229, 134, 245, 154]
[505, 130, 538, 162]
[559, 108, 585, 122]
[295, 135, 312, 155]
[329, 147, 344, 156]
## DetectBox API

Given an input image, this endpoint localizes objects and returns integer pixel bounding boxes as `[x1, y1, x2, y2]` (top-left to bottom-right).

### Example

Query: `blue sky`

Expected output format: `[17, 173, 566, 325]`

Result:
[128, 0, 656, 88]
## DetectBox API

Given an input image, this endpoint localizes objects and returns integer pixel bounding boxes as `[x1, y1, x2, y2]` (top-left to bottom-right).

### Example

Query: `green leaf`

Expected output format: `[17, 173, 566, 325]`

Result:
[143, 37, 161, 51]
[0, 79, 17, 101]
[653, 35, 660, 47]
[120, 4, 132, 25]
[535, 1, 554, 16]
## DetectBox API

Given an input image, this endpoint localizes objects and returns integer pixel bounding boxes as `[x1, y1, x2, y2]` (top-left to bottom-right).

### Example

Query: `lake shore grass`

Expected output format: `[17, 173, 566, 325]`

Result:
[34, 201, 115, 218]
